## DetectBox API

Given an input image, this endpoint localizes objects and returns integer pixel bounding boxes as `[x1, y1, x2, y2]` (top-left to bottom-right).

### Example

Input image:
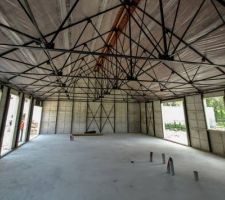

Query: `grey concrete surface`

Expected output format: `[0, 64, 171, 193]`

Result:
[0, 134, 225, 200]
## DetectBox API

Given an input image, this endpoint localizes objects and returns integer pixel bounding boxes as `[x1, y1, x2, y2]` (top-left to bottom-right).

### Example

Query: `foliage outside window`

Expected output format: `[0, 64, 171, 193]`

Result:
[162, 100, 187, 132]
[165, 121, 186, 132]
[204, 96, 225, 130]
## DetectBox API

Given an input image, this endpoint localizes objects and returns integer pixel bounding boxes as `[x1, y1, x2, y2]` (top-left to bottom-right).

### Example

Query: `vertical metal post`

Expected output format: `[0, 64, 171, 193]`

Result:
[150, 152, 153, 162]
[183, 97, 192, 147]
[113, 90, 116, 133]
[100, 97, 103, 133]
[193, 171, 199, 181]
[70, 83, 75, 135]
[152, 101, 156, 137]
[162, 153, 166, 164]
[55, 92, 60, 134]
[145, 102, 148, 135]
[167, 157, 175, 176]
[139, 103, 142, 133]
[127, 94, 129, 133]
[85, 78, 89, 132]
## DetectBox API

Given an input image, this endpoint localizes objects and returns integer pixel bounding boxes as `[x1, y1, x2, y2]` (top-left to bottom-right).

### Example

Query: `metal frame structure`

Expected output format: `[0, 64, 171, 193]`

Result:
[0, 0, 225, 103]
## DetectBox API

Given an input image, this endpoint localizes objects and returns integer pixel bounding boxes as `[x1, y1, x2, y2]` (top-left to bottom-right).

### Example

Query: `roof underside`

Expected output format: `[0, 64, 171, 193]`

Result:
[1, 0, 225, 101]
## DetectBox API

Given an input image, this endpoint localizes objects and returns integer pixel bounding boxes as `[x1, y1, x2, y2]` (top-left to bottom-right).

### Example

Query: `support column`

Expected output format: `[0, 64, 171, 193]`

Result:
[13, 93, 24, 148]
[139, 103, 142, 133]
[85, 79, 89, 132]
[100, 97, 103, 133]
[201, 94, 212, 152]
[26, 98, 34, 142]
[152, 102, 156, 137]
[183, 97, 192, 147]
[70, 84, 75, 134]
[113, 90, 116, 133]
[55, 92, 60, 134]
[145, 102, 148, 135]
[0, 86, 10, 155]
[127, 94, 129, 133]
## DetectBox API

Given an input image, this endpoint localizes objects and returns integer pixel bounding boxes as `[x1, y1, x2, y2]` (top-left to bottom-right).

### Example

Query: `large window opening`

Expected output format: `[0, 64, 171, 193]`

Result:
[18, 98, 31, 146]
[1, 94, 19, 155]
[161, 100, 188, 145]
[29, 106, 42, 140]
[203, 96, 225, 130]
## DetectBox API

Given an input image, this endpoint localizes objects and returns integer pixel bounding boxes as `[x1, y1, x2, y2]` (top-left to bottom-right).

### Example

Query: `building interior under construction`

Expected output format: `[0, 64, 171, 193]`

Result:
[1, 0, 225, 199]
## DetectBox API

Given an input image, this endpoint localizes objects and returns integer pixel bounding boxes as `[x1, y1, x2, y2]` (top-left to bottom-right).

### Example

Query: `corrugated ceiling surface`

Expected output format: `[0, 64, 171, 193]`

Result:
[0, 0, 225, 101]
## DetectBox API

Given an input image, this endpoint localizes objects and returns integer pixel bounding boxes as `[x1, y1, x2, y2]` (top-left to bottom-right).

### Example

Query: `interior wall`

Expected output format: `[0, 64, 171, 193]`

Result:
[56, 101, 72, 134]
[86, 101, 101, 133]
[101, 102, 114, 133]
[185, 95, 210, 151]
[41, 100, 140, 134]
[153, 101, 164, 138]
[209, 130, 225, 156]
[72, 101, 87, 133]
[40, 101, 57, 134]
[140, 102, 155, 136]
[115, 102, 127, 133]
[140, 103, 147, 134]
[128, 102, 140, 133]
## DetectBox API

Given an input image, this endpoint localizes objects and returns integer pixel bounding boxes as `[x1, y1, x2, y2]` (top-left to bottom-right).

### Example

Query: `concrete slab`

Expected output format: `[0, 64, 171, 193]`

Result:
[0, 134, 225, 200]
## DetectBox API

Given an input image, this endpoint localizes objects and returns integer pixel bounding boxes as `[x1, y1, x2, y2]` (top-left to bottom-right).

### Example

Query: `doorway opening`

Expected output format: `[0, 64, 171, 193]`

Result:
[161, 100, 188, 145]
[18, 98, 31, 146]
[29, 106, 42, 140]
[1, 94, 19, 155]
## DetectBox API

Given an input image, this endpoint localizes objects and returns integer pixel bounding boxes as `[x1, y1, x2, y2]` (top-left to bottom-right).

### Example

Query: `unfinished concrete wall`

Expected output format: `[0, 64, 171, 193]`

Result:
[115, 102, 127, 133]
[140, 103, 147, 134]
[209, 130, 225, 156]
[72, 101, 86, 133]
[146, 102, 155, 136]
[41, 101, 57, 134]
[41, 98, 141, 135]
[86, 101, 101, 133]
[185, 95, 210, 151]
[153, 101, 163, 138]
[101, 102, 114, 133]
[128, 102, 140, 133]
[56, 101, 72, 134]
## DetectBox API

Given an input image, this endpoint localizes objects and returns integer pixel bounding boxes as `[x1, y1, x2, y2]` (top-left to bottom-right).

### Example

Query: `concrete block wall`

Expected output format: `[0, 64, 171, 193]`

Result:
[72, 101, 86, 133]
[140, 103, 147, 134]
[101, 102, 114, 133]
[146, 102, 155, 136]
[185, 95, 210, 151]
[128, 102, 141, 133]
[209, 130, 225, 156]
[153, 101, 163, 138]
[86, 101, 101, 133]
[41, 101, 57, 134]
[56, 101, 72, 134]
[115, 102, 127, 133]
[41, 100, 140, 134]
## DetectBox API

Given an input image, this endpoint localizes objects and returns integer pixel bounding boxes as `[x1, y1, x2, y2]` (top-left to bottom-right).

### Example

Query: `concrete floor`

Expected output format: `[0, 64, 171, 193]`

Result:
[0, 134, 225, 200]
